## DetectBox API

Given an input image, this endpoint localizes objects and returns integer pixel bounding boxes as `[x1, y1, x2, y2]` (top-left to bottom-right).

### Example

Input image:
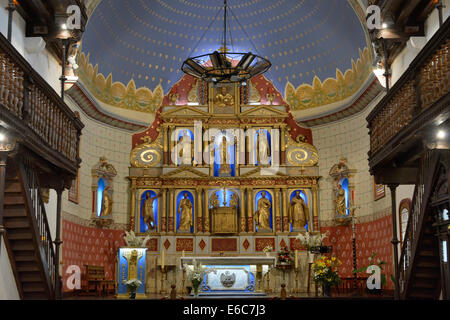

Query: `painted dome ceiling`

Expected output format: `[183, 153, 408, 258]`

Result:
[75, 0, 378, 127]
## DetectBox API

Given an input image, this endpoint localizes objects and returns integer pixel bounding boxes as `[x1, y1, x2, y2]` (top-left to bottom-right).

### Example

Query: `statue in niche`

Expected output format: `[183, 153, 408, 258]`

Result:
[215, 86, 234, 107]
[142, 192, 162, 230]
[336, 184, 347, 216]
[255, 191, 272, 230]
[100, 186, 112, 217]
[256, 130, 270, 165]
[178, 192, 193, 232]
[289, 191, 309, 229]
[218, 135, 231, 175]
[210, 192, 220, 208]
[178, 130, 193, 165]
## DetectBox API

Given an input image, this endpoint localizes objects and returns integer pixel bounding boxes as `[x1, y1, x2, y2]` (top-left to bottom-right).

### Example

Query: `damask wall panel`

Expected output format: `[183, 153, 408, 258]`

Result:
[321, 213, 393, 289]
[61, 220, 125, 292]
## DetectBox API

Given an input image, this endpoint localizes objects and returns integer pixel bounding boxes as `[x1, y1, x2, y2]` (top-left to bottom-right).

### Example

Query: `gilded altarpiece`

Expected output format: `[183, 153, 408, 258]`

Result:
[127, 74, 322, 295]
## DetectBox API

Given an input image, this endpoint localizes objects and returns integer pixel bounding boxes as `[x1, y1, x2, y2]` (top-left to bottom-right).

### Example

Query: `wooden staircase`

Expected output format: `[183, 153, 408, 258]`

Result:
[399, 150, 448, 299]
[2, 160, 55, 299]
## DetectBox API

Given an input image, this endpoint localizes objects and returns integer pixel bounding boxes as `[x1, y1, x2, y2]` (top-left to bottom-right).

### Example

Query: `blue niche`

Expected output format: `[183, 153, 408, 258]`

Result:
[290, 190, 309, 232]
[254, 190, 273, 231]
[140, 190, 159, 233]
[213, 136, 236, 177]
[340, 178, 350, 215]
[176, 191, 195, 233]
[254, 129, 271, 166]
[97, 178, 106, 217]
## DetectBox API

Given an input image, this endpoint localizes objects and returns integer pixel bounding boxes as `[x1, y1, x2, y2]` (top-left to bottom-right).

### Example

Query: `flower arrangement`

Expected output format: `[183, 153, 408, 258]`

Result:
[278, 246, 292, 264]
[312, 256, 342, 289]
[123, 230, 150, 247]
[124, 278, 142, 298]
[353, 252, 388, 288]
[184, 259, 205, 297]
[263, 246, 273, 254]
[296, 231, 329, 252]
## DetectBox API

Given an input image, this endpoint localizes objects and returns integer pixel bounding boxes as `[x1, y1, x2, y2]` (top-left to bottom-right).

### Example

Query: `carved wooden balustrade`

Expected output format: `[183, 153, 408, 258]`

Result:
[0, 32, 82, 173]
[367, 18, 450, 160]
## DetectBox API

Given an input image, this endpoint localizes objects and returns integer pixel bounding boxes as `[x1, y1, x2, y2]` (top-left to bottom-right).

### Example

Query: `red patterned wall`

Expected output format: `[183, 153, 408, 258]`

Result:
[321, 214, 394, 289]
[62, 220, 126, 292]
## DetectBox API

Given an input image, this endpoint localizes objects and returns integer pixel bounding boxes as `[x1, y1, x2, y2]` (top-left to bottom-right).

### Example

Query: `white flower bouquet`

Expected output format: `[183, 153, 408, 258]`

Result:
[124, 278, 142, 292]
[296, 231, 329, 252]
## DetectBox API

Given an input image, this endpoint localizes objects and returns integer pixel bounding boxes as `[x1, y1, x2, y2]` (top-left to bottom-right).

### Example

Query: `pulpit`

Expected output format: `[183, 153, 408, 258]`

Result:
[181, 256, 276, 296]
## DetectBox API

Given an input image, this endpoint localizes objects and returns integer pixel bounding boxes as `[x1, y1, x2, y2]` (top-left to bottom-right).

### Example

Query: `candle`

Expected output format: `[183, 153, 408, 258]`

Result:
[182, 250, 185, 257]
[295, 250, 298, 269]
[161, 249, 165, 269]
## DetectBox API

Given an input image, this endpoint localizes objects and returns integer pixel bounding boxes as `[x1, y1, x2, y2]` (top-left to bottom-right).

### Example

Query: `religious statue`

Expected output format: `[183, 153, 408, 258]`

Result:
[142, 192, 162, 230]
[336, 184, 347, 216]
[178, 130, 193, 165]
[178, 192, 193, 232]
[215, 86, 234, 107]
[218, 135, 231, 175]
[210, 192, 220, 208]
[289, 191, 309, 229]
[256, 130, 270, 165]
[230, 193, 239, 207]
[255, 191, 271, 230]
[100, 186, 112, 216]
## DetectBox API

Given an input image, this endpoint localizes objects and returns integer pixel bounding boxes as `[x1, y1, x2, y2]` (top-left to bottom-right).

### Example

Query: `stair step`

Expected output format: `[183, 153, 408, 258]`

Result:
[415, 269, 440, 279]
[3, 206, 27, 217]
[22, 283, 46, 293]
[17, 265, 40, 273]
[412, 279, 437, 289]
[14, 253, 37, 262]
[11, 241, 35, 251]
[23, 293, 48, 300]
[16, 261, 40, 273]
[20, 273, 43, 283]
[7, 230, 33, 240]
[4, 218, 29, 229]
[416, 259, 440, 268]
[418, 250, 437, 257]
[4, 195, 25, 205]
[4, 182, 22, 193]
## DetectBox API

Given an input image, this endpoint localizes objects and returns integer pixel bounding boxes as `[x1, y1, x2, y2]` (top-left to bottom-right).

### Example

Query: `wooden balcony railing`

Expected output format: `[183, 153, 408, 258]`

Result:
[0, 31, 83, 171]
[367, 18, 450, 158]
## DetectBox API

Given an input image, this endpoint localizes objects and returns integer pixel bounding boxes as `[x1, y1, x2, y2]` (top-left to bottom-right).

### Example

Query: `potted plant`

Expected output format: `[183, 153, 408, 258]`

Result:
[184, 259, 205, 298]
[278, 246, 292, 265]
[353, 252, 387, 295]
[312, 256, 341, 297]
[263, 245, 274, 257]
[124, 278, 142, 299]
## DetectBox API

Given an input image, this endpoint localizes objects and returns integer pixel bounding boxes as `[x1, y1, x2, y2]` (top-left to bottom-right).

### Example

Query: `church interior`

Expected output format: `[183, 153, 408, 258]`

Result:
[0, 0, 449, 301]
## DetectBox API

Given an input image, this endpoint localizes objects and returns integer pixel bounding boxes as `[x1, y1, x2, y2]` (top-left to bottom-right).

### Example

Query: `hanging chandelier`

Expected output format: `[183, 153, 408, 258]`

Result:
[181, 0, 271, 85]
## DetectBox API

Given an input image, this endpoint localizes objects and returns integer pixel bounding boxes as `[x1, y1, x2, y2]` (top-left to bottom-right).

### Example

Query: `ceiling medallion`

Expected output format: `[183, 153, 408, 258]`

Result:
[181, 0, 271, 85]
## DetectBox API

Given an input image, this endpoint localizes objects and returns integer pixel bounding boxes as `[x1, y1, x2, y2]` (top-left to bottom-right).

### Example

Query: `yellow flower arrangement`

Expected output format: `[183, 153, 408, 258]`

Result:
[312, 256, 342, 288]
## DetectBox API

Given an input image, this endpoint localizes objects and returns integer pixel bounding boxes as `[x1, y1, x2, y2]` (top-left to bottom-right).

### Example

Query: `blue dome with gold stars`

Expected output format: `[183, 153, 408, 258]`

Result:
[81, 0, 369, 91]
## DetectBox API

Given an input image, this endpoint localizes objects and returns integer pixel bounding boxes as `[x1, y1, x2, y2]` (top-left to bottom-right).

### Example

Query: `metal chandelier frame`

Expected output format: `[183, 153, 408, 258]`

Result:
[181, 0, 271, 84]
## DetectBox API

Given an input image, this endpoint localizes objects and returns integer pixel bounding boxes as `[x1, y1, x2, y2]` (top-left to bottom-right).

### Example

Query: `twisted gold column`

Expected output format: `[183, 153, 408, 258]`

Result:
[169, 189, 175, 233]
